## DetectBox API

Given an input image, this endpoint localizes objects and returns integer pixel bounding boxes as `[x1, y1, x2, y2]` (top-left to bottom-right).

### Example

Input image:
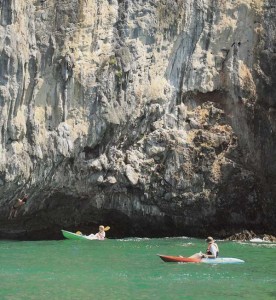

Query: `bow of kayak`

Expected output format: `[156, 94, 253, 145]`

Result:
[158, 254, 244, 264]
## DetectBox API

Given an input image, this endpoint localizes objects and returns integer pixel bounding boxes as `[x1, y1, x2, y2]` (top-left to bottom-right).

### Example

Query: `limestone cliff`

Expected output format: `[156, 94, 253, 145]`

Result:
[0, 0, 275, 239]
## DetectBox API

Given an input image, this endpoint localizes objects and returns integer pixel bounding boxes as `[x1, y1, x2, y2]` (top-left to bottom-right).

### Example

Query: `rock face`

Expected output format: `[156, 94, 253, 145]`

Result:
[0, 0, 275, 239]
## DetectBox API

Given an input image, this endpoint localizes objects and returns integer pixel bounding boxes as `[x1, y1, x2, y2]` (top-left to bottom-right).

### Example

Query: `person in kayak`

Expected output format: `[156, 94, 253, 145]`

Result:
[201, 236, 219, 258]
[87, 225, 106, 240]
[95, 225, 106, 240]
[8, 195, 28, 219]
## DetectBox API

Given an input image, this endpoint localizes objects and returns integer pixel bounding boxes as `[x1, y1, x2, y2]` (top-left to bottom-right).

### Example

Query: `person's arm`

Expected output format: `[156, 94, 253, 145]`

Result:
[96, 232, 105, 240]
[204, 245, 216, 258]
[19, 200, 25, 207]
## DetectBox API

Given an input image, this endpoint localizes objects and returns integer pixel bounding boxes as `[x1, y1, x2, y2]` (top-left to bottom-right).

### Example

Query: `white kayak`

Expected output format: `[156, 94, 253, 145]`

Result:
[201, 257, 245, 264]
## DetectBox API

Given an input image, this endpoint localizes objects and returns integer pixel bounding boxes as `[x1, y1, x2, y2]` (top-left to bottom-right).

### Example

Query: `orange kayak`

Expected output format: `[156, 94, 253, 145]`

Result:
[158, 254, 201, 263]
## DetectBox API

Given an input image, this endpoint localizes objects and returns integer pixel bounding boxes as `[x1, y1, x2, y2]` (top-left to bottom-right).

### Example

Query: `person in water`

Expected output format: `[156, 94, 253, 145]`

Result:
[8, 195, 28, 219]
[201, 236, 219, 258]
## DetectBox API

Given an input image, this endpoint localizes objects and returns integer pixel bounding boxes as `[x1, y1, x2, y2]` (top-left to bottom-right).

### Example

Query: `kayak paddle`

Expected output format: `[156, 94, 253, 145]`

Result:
[104, 226, 110, 231]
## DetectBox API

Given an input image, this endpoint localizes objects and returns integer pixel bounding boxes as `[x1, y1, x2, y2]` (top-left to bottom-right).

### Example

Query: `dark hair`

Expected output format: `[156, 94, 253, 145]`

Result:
[22, 195, 28, 202]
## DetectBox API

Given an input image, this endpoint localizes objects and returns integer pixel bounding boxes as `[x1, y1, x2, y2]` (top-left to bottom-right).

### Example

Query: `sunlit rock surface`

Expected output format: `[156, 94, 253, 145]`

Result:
[0, 0, 275, 239]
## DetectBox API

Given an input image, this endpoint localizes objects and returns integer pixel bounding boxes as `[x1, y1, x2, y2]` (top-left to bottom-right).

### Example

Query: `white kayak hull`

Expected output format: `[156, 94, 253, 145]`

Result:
[201, 257, 245, 264]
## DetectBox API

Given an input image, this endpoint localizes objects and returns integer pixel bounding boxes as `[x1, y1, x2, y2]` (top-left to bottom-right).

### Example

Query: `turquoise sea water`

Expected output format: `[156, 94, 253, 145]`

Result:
[1, 237, 275, 300]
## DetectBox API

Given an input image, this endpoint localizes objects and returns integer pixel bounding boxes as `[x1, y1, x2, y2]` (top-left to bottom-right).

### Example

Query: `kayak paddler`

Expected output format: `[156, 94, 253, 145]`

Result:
[95, 225, 106, 240]
[201, 236, 219, 258]
[87, 225, 107, 240]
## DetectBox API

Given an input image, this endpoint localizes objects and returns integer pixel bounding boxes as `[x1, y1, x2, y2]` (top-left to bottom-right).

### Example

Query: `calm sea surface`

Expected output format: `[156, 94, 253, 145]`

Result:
[0, 237, 275, 300]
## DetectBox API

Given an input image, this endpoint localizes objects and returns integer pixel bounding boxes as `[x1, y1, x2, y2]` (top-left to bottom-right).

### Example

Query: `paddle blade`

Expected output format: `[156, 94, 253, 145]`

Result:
[104, 226, 110, 231]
